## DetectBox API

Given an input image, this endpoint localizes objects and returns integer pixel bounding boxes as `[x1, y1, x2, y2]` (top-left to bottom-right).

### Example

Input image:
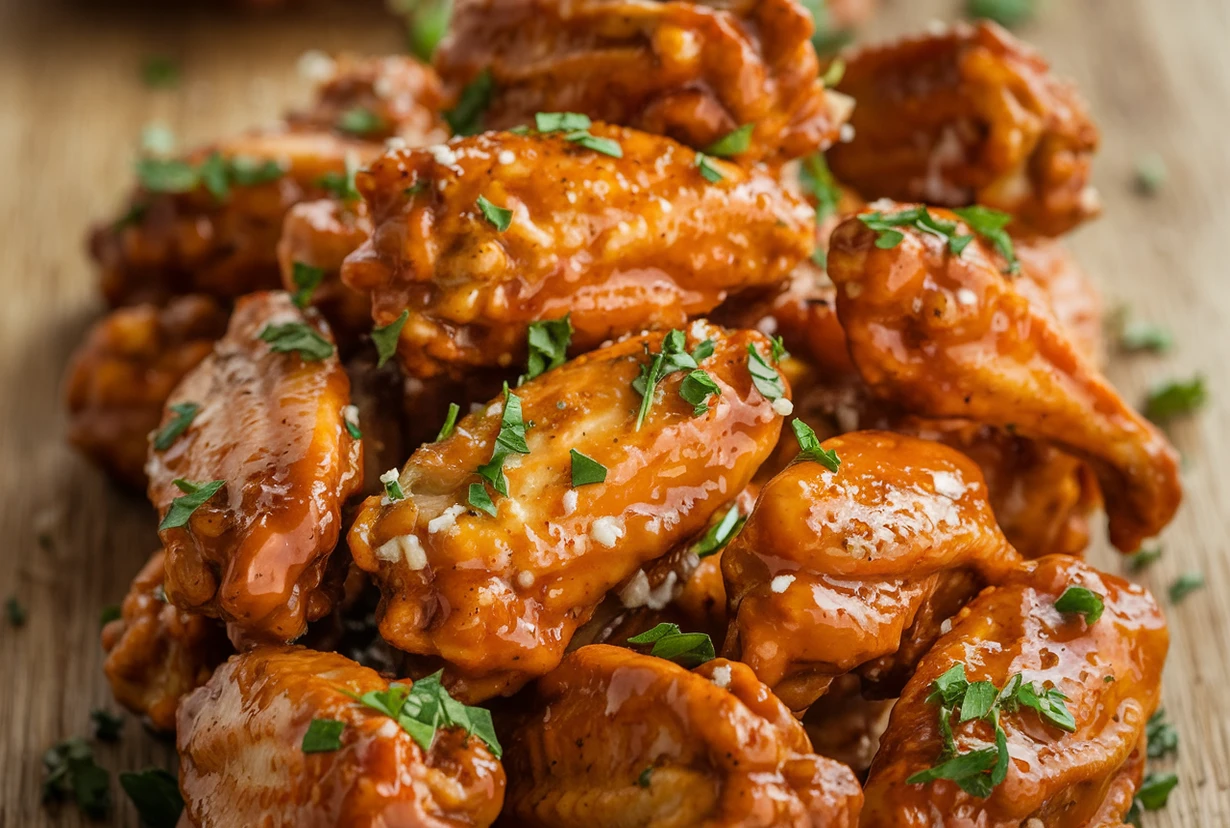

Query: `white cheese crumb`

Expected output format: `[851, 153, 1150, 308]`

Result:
[427, 504, 466, 534]
[516, 570, 535, 589]
[688, 319, 710, 343]
[770, 574, 796, 594]
[710, 664, 733, 689]
[940, 618, 954, 635]
[342, 405, 360, 432]
[772, 398, 794, 417]
[956, 288, 978, 306]
[374, 534, 427, 570]
[385, 137, 408, 151]
[931, 471, 967, 500]
[297, 50, 336, 83]
[619, 570, 651, 608]
[566, 191, 577, 204]
[379, 468, 400, 486]
[590, 516, 626, 548]
[562, 490, 578, 516]
[839, 123, 856, 143]
[645, 572, 678, 611]
[427, 144, 459, 168]
[497, 150, 516, 165]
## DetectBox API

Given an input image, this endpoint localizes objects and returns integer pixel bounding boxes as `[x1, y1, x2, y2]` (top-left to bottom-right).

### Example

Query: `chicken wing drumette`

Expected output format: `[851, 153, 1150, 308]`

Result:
[504, 645, 863, 827]
[348, 323, 788, 701]
[178, 646, 505, 828]
[827, 22, 1100, 236]
[148, 291, 363, 643]
[862, 555, 1167, 826]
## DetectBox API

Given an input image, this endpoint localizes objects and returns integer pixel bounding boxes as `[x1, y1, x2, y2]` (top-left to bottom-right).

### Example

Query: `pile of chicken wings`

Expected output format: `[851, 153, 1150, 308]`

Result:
[65, 2, 1179, 825]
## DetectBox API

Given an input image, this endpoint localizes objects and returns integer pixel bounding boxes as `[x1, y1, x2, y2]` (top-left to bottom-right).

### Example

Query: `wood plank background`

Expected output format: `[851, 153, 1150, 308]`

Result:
[0, 0, 1225, 824]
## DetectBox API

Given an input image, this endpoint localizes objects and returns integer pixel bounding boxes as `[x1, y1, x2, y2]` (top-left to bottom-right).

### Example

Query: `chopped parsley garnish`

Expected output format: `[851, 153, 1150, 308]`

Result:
[436, 402, 460, 442]
[858, 206, 973, 256]
[140, 55, 180, 88]
[153, 401, 200, 451]
[6, 595, 26, 627]
[343, 406, 362, 440]
[632, 330, 703, 430]
[1134, 153, 1168, 196]
[42, 738, 110, 819]
[135, 157, 199, 193]
[695, 152, 724, 183]
[1127, 545, 1163, 572]
[1119, 320, 1173, 353]
[259, 321, 335, 361]
[381, 469, 406, 502]
[1126, 772, 1179, 824]
[565, 130, 623, 158]
[1169, 572, 1205, 604]
[1054, 585, 1104, 625]
[965, 0, 1036, 28]
[404, 0, 452, 61]
[404, 181, 429, 198]
[705, 124, 754, 158]
[140, 123, 176, 155]
[790, 419, 841, 472]
[100, 605, 122, 627]
[444, 68, 494, 136]
[113, 203, 148, 232]
[1146, 709, 1178, 759]
[953, 205, 1020, 274]
[801, 0, 854, 54]
[691, 505, 747, 559]
[348, 671, 502, 758]
[467, 482, 497, 516]
[337, 106, 384, 137]
[159, 479, 226, 531]
[119, 767, 182, 828]
[800, 153, 841, 225]
[535, 112, 592, 133]
[770, 335, 789, 362]
[290, 262, 325, 309]
[227, 156, 286, 187]
[570, 449, 607, 487]
[477, 195, 513, 231]
[137, 151, 285, 200]
[475, 385, 530, 497]
[301, 718, 346, 753]
[91, 709, 123, 742]
[316, 155, 361, 202]
[1144, 375, 1207, 422]
[372, 310, 409, 368]
[821, 58, 846, 88]
[627, 623, 715, 668]
[679, 370, 722, 416]
[525, 315, 573, 381]
[198, 152, 230, 201]
[638, 766, 653, 788]
[746, 344, 787, 401]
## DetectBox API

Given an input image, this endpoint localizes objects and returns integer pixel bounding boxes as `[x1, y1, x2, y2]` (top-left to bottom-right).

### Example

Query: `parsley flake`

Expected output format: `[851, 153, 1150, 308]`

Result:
[1128, 772, 1179, 821]
[119, 767, 182, 828]
[534, 112, 592, 133]
[953, 205, 1020, 274]
[1127, 545, 1163, 572]
[632, 330, 698, 430]
[475, 386, 530, 497]
[679, 370, 722, 416]
[380, 469, 405, 502]
[638, 766, 653, 788]
[135, 157, 199, 193]
[153, 402, 200, 451]
[695, 152, 724, 183]
[348, 671, 502, 758]
[404, 0, 452, 61]
[467, 482, 497, 516]
[302, 718, 346, 753]
[42, 738, 111, 819]
[316, 155, 361, 202]
[436, 402, 460, 442]
[1144, 375, 1207, 422]
[91, 709, 123, 742]
[6, 595, 26, 627]
[140, 55, 180, 89]
[343, 406, 362, 440]
[444, 68, 494, 136]
[227, 156, 286, 187]
[373, 310, 409, 368]
[477, 195, 513, 231]
[1169, 572, 1205, 604]
[1119, 320, 1173, 353]
[525, 315, 573, 381]
[800, 153, 841, 225]
[1134, 153, 1168, 196]
[1146, 709, 1179, 759]
[291, 262, 325, 309]
[570, 449, 607, 487]
[1054, 585, 1104, 624]
[337, 106, 384, 137]
[564, 130, 623, 158]
[627, 623, 715, 668]
[691, 505, 747, 559]
[705, 124, 754, 158]
[259, 321, 335, 361]
[100, 605, 122, 627]
[159, 479, 225, 531]
[966, 0, 1036, 27]
[790, 419, 841, 471]
[746, 344, 787, 401]
[858, 206, 973, 256]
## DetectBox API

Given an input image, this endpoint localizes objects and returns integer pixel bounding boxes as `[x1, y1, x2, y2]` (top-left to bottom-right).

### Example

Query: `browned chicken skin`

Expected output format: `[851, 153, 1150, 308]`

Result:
[827, 206, 1181, 552]
[504, 645, 863, 827]
[64, 295, 230, 487]
[436, 0, 849, 164]
[828, 22, 1100, 236]
[341, 126, 814, 378]
[100, 550, 231, 732]
[178, 646, 506, 828]
[348, 324, 788, 701]
[148, 292, 363, 643]
[862, 555, 1167, 826]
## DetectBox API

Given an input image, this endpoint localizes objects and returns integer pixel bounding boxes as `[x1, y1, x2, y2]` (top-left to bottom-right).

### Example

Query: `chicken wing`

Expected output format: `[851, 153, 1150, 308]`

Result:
[148, 291, 363, 643]
[503, 644, 863, 827]
[861, 555, 1167, 826]
[177, 646, 505, 828]
[435, 0, 849, 164]
[801, 674, 894, 779]
[64, 295, 230, 487]
[100, 550, 231, 732]
[348, 323, 788, 701]
[723, 430, 1022, 712]
[341, 127, 814, 377]
[827, 22, 1099, 236]
[826, 205, 1181, 551]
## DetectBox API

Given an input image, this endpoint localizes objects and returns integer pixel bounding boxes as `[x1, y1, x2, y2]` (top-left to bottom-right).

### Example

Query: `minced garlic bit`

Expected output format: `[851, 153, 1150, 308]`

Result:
[590, 516, 626, 548]
[427, 504, 466, 534]
[374, 534, 427, 570]
[770, 574, 796, 594]
[772, 397, 794, 417]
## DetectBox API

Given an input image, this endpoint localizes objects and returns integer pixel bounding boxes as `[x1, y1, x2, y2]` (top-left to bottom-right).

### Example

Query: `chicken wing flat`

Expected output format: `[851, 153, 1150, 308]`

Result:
[148, 291, 363, 643]
[723, 430, 1022, 712]
[177, 646, 505, 828]
[100, 550, 231, 732]
[827, 205, 1181, 551]
[1015, 236, 1105, 366]
[348, 324, 788, 701]
[64, 295, 230, 487]
[436, 0, 848, 164]
[504, 644, 863, 827]
[341, 127, 814, 377]
[861, 555, 1167, 826]
[827, 22, 1099, 236]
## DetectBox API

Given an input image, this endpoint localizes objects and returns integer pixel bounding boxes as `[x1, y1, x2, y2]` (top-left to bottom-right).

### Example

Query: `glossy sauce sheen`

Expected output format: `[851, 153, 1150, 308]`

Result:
[178, 646, 505, 828]
[341, 126, 814, 377]
[148, 291, 363, 643]
[862, 555, 1168, 826]
[504, 645, 863, 827]
[348, 324, 786, 701]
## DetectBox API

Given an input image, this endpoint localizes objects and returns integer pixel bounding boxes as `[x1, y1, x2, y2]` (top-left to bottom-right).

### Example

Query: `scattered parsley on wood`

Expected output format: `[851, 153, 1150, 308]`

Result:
[1134, 153, 1168, 196]
[1146, 709, 1179, 759]
[159, 479, 226, 531]
[99, 604, 122, 627]
[1127, 545, 1163, 572]
[1144, 375, 1207, 422]
[627, 623, 715, 668]
[42, 738, 111, 819]
[153, 402, 201, 451]
[91, 709, 123, 742]
[6, 595, 26, 627]
[372, 310, 410, 368]
[1126, 772, 1179, 824]
[1168, 572, 1205, 604]
[966, 0, 1036, 28]
[119, 767, 183, 828]
[140, 55, 180, 88]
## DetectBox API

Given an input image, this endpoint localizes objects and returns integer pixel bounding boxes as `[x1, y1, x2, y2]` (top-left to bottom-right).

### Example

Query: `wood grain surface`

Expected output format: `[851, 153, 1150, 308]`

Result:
[0, 0, 1226, 824]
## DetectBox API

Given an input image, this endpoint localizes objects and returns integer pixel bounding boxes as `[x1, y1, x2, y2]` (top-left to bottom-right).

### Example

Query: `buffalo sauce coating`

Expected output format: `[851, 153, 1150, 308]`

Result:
[828, 21, 1099, 236]
[827, 205, 1181, 552]
[435, 0, 847, 164]
[862, 555, 1168, 827]
[177, 646, 505, 828]
[723, 431, 1022, 712]
[503, 645, 863, 828]
[340, 126, 815, 377]
[347, 324, 787, 702]
[148, 291, 363, 643]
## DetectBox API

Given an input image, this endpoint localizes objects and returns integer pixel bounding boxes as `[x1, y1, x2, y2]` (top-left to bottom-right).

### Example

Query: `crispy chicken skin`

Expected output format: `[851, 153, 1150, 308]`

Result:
[828, 22, 1100, 236]
[1015, 236, 1105, 365]
[64, 295, 230, 487]
[341, 127, 814, 378]
[148, 292, 363, 643]
[504, 645, 863, 827]
[723, 431, 1022, 712]
[827, 206, 1181, 552]
[101, 550, 231, 732]
[348, 324, 787, 701]
[436, 0, 848, 164]
[177, 646, 505, 828]
[862, 555, 1167, 826]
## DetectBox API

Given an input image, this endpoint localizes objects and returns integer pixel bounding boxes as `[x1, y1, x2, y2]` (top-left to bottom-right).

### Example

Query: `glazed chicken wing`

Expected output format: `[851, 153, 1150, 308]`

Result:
[178, 646, 505, 828]
[100, 550, 231, 732]
[862, 555, 1167, 826]
[827, 22, 1099, 236]
[436, 0, 849, 164]
[148, 291, 363, 643]
[504, 644, 863, 827]
[341, 127, 814, 377]
[723, 431, 1022, 712]
[64, 295, 230, 487]
[827, 205, 1181, 551]
[348, 324, 788, 701]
